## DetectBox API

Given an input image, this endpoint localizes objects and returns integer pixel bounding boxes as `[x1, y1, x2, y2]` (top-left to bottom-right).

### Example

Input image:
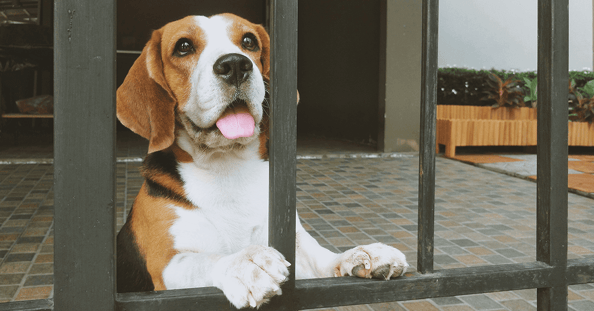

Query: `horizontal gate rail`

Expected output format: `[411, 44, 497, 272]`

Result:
[3, 255, 593, 311]
[567, 257, 594, 285]
[113, 257, 594, 310]
[0, 299, 52, 311]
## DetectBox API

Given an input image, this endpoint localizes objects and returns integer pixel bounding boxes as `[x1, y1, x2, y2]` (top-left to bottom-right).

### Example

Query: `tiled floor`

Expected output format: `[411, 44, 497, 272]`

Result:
[0, 132, 593, 310]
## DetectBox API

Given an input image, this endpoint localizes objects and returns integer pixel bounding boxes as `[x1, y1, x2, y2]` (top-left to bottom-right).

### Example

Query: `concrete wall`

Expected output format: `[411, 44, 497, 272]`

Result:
[380, 0, 422, 152]
[438, 0, 593, 71]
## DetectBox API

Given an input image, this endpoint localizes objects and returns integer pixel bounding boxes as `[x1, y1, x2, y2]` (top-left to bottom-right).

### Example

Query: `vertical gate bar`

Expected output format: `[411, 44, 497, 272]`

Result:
[54, 0, 117, 310]
[418, 0, 439, 274]
[536, 0, 569, 310]
[268, 0, 298, 309]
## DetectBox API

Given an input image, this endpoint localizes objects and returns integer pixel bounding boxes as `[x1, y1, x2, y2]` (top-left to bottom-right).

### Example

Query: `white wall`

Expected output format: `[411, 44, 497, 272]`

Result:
[438, 0, 592, 71]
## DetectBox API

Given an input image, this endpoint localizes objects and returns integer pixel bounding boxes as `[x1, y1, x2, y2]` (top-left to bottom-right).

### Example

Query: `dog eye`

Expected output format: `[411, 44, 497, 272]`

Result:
[241, 34, 258, 51]
[175, 39, 194, 56]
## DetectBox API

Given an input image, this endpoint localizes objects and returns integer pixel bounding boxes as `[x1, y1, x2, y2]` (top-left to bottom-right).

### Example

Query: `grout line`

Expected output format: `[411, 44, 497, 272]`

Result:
[0, 157, 145, 165]
[0, 159, 54, 165]
[296, 152, 417, 160]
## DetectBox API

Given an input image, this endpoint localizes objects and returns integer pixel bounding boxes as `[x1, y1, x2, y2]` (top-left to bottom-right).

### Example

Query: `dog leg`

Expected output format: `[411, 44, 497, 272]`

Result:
[295, 216, 408, 280]
[162, 245, 290, 309]
[295, 217, 341, 279]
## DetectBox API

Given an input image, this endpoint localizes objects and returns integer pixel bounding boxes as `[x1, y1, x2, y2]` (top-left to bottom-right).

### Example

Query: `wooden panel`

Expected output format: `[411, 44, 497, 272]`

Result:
[439, 119, 547, 151]
[568, 122, 594, 146]
[1, 114, 54, 119]
[436, 105, 537, 121]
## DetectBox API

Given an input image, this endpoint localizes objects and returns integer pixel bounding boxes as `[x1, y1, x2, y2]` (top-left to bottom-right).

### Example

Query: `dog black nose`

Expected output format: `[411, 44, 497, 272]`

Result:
[213, 53, 253, 87]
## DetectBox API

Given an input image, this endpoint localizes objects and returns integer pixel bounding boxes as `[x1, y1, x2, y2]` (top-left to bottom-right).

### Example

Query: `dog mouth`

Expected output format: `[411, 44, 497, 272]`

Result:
[184, 99, 256, 139]
[214, 100, 255, 139]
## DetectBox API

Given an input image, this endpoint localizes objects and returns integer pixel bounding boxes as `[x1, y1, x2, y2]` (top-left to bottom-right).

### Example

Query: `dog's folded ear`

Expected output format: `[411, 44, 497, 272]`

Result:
[117, 29, 176, 154]
[254, 24, 270, 81]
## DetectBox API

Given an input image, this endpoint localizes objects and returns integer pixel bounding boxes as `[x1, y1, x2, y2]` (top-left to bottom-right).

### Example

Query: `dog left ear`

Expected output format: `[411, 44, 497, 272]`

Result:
[254, 25, 270, 80]
[117, 29, 177, 154]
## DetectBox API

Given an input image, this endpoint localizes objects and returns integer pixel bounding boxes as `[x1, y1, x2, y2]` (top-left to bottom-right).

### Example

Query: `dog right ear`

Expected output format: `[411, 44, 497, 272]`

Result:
[117, 29, 177, 154]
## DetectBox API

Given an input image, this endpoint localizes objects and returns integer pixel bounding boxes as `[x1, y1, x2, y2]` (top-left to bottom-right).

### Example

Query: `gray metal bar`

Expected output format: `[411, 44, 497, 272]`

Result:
[418, 0, 438, 274]
[567, 257, 594, 285]
[536, 0, 569, 310]
[53, 0, 117, 310]
[267, 0, 298, 310]
[117, 261, 558, 310]
[0, 299, 53, 311]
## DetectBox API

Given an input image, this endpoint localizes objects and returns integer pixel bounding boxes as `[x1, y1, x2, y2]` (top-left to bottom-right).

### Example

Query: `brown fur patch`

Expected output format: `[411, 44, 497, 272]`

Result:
[117, 16, 207, 153]
[170, 144, 194, 163]
[130, 185, 179, 290]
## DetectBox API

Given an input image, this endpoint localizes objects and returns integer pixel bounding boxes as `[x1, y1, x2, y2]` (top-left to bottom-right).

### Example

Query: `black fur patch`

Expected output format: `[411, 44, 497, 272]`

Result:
[117, 218, 154, 293]
[142, 151, 194, 206]
[142, 150, 183, 181]
[145, 179, 193, 206]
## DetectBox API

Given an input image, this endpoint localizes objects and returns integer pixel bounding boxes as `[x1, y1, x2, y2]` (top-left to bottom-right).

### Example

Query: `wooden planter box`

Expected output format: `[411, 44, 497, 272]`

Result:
[436, 105, 594, 157]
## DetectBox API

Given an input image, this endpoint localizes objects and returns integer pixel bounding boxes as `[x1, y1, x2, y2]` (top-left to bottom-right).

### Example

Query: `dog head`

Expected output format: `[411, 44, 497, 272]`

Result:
[117, 14, 270, 154]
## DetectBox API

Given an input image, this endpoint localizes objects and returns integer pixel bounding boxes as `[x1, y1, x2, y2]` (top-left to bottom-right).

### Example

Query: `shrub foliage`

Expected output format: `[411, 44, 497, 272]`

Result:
[437, 68, 594, 107]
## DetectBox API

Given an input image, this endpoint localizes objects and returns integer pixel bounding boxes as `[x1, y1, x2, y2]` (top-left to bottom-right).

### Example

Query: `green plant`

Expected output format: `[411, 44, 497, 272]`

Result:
[569, 70, 594, 83]
[568, 79, 579, 107]
[569, 91, 594, 123]
[437, 68, 594, 107]
[482, 73, 525, 108]
[523, 77, 537, 107]
[578, 80, 594, 98]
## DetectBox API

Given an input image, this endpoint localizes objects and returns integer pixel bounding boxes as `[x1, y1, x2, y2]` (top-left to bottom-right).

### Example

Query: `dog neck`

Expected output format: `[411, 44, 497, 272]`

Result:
[174, 130, 264, 171]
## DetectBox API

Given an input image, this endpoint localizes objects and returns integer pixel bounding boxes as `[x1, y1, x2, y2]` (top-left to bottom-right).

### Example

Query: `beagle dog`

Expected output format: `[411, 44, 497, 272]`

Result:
[116, 13, 408, 309]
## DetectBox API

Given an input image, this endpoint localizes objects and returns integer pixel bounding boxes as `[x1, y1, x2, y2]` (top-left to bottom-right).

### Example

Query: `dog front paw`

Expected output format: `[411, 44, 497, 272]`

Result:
[334, 243, 408, 280]
[213, 245, 290, 309]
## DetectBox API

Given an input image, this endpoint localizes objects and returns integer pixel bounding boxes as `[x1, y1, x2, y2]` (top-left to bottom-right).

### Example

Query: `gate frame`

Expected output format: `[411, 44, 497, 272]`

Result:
[0, 0, 593, 310]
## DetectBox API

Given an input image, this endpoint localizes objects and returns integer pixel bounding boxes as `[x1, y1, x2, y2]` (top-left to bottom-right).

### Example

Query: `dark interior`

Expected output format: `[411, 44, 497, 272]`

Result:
[1, 0, 382, 147]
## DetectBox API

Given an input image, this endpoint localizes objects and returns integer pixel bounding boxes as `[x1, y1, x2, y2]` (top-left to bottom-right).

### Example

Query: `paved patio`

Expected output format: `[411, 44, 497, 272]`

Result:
[451, 153, 594, 198]
[0, 132, 593, 310]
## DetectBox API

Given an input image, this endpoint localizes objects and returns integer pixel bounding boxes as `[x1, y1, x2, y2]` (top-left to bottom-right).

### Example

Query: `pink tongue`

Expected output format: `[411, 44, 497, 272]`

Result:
[216, 112, 255, 139]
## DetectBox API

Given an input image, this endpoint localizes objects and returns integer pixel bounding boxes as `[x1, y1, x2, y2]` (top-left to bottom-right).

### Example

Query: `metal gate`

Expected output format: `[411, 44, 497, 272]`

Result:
[1, 0, 593, 310]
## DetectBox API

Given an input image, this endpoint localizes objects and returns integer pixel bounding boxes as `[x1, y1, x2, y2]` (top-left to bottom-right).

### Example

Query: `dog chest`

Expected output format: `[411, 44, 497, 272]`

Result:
[170, 159, 270, 254]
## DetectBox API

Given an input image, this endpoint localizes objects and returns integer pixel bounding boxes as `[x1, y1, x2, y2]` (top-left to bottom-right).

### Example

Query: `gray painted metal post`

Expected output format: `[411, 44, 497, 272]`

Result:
[418, 0, 438, 274]
[267, 0, 298, 310]
[53, 0, 117, 310]
[536, 0, 569, 310]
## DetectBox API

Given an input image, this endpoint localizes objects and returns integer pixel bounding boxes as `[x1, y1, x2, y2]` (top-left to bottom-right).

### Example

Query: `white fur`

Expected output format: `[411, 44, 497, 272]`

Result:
[183, 15, 265, 130]
[159, 14, 408, 310]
